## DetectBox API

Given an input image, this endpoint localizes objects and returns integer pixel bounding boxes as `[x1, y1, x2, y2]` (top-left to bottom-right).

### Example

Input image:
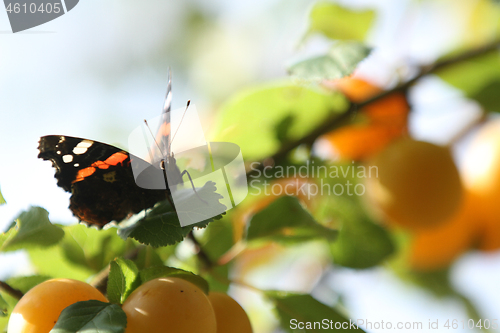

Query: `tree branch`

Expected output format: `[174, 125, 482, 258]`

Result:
[187, 231, 213, 269]
[0, 281, 23, 300]
[248, 39, 500, 174]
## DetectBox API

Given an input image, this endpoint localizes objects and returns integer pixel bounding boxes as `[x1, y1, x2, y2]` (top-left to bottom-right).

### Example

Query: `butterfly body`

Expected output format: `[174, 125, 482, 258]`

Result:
[38, 135, 178, 227]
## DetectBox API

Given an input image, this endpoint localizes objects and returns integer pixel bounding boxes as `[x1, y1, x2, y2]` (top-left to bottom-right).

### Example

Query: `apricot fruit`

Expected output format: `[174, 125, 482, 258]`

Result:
[365, 138, 463, 229]
[7, 278, 107, 333]
[122, 277, 216, 333]
[208, 292, 252, 333]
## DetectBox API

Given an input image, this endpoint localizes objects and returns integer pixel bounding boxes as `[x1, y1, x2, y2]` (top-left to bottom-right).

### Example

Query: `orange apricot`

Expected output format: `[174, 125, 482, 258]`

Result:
[122, 277, 216, 333]
[7, 278, 107, 333]
[208, 292, 252, 333]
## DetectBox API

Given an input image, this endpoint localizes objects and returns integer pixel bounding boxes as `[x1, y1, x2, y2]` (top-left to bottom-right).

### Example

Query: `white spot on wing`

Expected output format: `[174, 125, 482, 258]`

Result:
[73, 147, 87, 154]
[73, 140, 93, 155]
[74, 163, 80, 167]
[62, 155, 74, 163]
[77, 140, 93, 148]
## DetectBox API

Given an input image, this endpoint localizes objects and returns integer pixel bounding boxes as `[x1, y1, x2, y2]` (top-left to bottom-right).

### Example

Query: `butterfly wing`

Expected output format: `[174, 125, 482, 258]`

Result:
[152, 70, 183, 186]
[155, 68, 172, 160]
[38, 135, 127, 192]
[38, 135, 166, 227]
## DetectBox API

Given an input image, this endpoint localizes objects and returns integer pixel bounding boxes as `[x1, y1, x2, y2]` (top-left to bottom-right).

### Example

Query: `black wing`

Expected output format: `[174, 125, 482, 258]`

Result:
[38, 135, 167, 227]
[38, 135, 126, 192]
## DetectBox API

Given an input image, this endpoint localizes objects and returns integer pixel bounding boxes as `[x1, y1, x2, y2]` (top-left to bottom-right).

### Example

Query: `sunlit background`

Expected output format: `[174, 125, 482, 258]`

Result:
[1, 0, 499, 332]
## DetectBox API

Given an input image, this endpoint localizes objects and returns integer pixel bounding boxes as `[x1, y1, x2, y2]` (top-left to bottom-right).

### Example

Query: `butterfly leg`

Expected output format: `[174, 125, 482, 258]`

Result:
[180, 170, 208, 204]
[160, 165, 181, 210]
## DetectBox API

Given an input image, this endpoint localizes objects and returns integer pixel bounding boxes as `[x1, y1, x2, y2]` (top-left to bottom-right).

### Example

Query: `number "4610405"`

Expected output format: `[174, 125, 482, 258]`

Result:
[6, 3, 61, 14]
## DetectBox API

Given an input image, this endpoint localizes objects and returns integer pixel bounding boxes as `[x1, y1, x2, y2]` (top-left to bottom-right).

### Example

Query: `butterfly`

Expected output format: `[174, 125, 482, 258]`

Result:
[38, 72, 185, 228]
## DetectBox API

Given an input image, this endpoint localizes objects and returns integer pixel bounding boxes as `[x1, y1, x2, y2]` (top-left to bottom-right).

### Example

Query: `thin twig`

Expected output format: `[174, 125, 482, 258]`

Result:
[247, 39, 500, 175]
[91, 266, 110, 295]
[187, 231, 213, 268]
[0, 281, 23, 300]
[447, 112, 488, 147]
[217, 240, 247, 266]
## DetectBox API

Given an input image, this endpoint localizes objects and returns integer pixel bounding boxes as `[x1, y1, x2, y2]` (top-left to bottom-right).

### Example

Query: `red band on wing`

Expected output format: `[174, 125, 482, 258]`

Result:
[73, 167, 96, 183]
[103, 152, 128, 166]
[73, 152, 128, 183]
[90, 152, 128, 170]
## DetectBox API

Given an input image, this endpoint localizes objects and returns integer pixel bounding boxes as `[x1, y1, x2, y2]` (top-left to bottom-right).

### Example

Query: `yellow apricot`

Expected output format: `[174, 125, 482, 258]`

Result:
[122, 277, 216, 333]
[7, 278, 107, 333]
[462, 118, 500, 251]
[208, 292, 252, 333]
[410, 192, 478, 270]
[365, 138, 463, 229]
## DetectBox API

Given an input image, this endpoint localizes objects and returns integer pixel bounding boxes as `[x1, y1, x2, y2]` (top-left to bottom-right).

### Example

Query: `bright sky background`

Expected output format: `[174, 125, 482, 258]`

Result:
[0, 1, 499, 332]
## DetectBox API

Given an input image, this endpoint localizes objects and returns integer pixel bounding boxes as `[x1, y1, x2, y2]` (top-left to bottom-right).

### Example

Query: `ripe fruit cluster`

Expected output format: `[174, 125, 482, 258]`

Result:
[7, 278, 253, 333]
[362, 117, 500, 270]
[325, 77, 500, 271]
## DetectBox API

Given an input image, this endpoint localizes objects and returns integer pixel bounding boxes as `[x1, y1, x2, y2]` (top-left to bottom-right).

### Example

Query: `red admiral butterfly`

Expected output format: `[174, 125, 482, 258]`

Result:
[38, 73, 183, 227]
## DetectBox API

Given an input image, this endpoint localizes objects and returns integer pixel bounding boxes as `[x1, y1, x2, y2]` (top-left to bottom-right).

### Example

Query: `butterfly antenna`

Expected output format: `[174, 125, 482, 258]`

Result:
[168, 100, 190, 152]
[144, 119, 164, 157]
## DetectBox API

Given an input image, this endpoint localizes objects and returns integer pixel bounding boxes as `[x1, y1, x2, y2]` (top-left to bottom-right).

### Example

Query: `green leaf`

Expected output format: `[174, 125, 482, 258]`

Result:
[0, 291, 20, 331]
[330, 214, 395, 269]
[288, 42, 371, 81]
[50, 300, 126, 333]
[139, 266, 209, 294]
[268, 292, 365, 332]
[134, 246, 165, 270]
[0, 295, 7, 317]
[0, 186, 5, 206]
[203, 265, 230, 294]
[118, 182, 225, 247]
[212, 83, 348, 160]
[275, 114, 295, 144]
[246, 196, 337, 243]
[437, 51, 500, 97]
[28, 245, 94, 281]
[107, 258, 140, 304]
[0, 227, 16, 252]
[1, 207, 64, 251]
[469, 79, 500, 112]
[460, 0, 500, 49]
[61, 224, 130, 272]
[200, 214, 235, 259]
[6, 275, 51, 293]
[308, 162, 395, 268]
[308, 2, 375, 41]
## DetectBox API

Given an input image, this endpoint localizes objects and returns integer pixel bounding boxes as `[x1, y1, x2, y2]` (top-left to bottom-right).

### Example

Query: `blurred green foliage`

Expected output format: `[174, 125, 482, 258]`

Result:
[307, 2, 375, 41]
[2, 0, 500, 332]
